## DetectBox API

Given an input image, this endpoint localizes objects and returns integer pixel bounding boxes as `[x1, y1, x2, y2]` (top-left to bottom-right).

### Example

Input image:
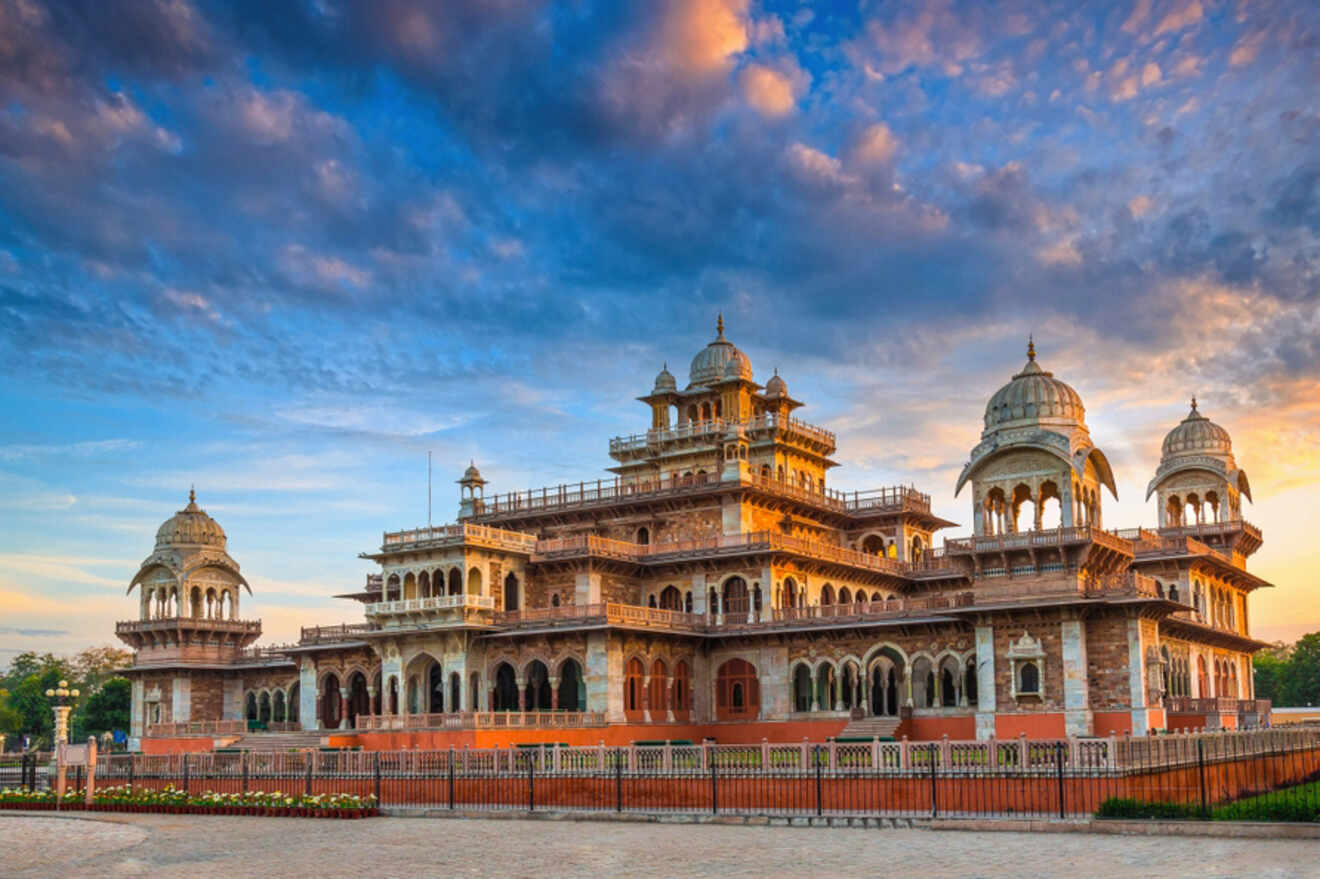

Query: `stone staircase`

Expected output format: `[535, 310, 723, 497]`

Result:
[838, 716, 902, 739]
[225, 731, 328, 751]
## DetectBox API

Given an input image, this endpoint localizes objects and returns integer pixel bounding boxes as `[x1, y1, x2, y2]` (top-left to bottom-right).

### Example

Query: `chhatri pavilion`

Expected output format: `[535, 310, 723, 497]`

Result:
[116, 321, 1271, 752]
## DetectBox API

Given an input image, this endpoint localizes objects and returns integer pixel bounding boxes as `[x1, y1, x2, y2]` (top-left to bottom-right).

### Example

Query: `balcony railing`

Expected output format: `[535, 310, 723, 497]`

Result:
[116, 617, 263, 634]
[354, 711, 607, 731]
[945, 526, 1133, 557]
[145, 720, 247, 737]
[1166, 697, 1272, 715]
[608, 413, 837, 455]
[365, 594, 496, 616]
[1158, 519, 1261, 542]
[299, 623, 375, 645]
[381, 522, 538, 553]
[474, 473, 930, 519]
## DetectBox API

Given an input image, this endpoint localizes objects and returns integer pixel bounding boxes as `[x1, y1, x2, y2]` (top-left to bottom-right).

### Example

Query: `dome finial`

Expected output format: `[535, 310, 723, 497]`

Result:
[189, 486, 195, 503]
[716, 313, 725, 339]
[1026, 335, 1036, 362]
[1190, 395, 1197, 412]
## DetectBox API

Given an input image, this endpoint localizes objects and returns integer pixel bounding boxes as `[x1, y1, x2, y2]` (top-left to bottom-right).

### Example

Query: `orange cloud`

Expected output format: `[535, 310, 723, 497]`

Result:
[740, 63, 795, 117]
[660, 0, 749, 77]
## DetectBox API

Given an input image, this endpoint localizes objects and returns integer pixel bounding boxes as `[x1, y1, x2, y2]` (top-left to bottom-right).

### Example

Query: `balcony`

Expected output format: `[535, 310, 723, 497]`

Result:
[116, 616, 263, 652]
[945, 525, 1134, 557]
[355, 711, 607, 731]
[365, 593, 496, 627]
[379, 522, 538, 554]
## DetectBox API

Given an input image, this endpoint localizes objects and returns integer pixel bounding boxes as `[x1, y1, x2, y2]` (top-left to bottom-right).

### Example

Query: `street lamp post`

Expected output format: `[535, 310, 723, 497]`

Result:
[44, 680, 81, 746]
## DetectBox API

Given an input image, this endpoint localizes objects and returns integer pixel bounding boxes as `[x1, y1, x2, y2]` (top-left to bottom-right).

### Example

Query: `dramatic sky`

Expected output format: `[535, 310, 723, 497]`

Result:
[0, 0, 1316, 663]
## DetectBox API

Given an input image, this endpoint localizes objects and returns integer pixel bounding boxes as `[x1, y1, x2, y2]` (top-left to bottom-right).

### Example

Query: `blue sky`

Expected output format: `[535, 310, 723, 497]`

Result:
[0, 0, 1317, 661]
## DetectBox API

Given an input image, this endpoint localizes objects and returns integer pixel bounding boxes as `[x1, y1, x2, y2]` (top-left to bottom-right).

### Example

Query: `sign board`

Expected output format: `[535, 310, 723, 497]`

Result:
[58, 742, 91, 766]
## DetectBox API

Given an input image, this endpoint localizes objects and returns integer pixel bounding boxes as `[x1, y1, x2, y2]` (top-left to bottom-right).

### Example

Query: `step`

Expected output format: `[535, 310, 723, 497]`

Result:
[838, 717, 902, 739]
[226, 732, 328, 751]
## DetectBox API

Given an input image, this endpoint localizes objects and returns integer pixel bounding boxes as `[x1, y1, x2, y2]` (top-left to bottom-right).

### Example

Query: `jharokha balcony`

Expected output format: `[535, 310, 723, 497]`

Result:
[364, 593, 496, 625]
[116, 616, 263, 652]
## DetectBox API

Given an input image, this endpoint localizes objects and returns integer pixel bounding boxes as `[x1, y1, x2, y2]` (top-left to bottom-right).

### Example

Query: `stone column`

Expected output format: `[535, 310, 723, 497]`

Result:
[299, 660, 318, 731]
[1061, 618, 1093, 736]
[338, 686, 350, 729]
[129, 678, 145, 741]
[974, 625, 996, 739]
[171, 677, 191, 724]
[549, 678, 559, 711]
[575, 571, 601, 606]
[1126, 617, 1150, 735]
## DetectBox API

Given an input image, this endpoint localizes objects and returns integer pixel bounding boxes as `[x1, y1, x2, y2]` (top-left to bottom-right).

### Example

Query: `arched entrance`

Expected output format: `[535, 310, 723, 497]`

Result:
[429, 662, 445, 713]
[320, 673, 342, 729]
[524, 660, 551, 710]
[347, 671, 369, 727]
[558, 659, 584, 711]
[792, 663, 812, 712]
[868, 648, 904, 716]
[493, 663, 518, 711]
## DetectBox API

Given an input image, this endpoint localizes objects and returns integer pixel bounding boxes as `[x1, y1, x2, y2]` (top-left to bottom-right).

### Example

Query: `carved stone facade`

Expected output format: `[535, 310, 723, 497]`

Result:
[117, 327, 1273, 748]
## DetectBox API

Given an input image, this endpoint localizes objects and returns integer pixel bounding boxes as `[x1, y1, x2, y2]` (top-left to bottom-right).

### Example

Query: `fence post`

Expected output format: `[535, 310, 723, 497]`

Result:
[815, 746, 823, 816]
[528, 755, 535, 812]
[1056, 742, 1065, 819]
[1018, 733, 1028, 768]
[127, 754, 135, 797]
[929, 744, 938, 819]
[182, 754, 189, 795]
[871, 735, 880, 768]
[761, 738, 769, 770]
[615, 748, 623, 812]
[448, 749, 455, 810]
[900, 736, 910, 771]
[710, 753, 718, 815]
[1197, 738, 1208, 819]
[374, 752, 382, 805]
[987, 735, 997, 769]
[241, 751, 249, 794]
[305, 756, 313, 797]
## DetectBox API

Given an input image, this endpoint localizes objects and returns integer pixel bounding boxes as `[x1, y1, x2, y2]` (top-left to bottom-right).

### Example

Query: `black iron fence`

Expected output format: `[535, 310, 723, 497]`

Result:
[10, 729, 1320, 822]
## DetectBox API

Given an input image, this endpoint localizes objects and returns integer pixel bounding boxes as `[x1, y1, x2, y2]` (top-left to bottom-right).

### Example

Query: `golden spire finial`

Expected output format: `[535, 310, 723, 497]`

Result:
[1190, 395, 1198, 412]
[189, 486, 195, 504]
[1026, 335, 1036, 362]
[716, 313, 725, 338]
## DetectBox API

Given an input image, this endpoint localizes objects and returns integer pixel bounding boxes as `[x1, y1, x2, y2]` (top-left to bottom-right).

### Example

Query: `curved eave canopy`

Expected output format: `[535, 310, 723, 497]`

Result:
[127, 554, 252, 596]
[955, 440, 1118, 500]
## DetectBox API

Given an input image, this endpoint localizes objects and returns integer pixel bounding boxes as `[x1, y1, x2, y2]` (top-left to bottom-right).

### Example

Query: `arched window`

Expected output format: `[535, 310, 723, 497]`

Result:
[715, 659, 759, 720]
[673, 660, 691, 716]
[648, 595, 657, 607]
[386, 574, 401, 601]
[551, 593, 561, 607]
[838, 586, 852, 605]
[861, 535, 884, 555]
[1169, 582, 1180, 603]
[347, 671, 369, 726]
[722, 577, 749, 615]
[524, 660, 551, 711]
[658, 585, 683, 610]
[289, 682, 300, 722]
[503, 573, 519, 612]
[244, 691, 258, 722]
[418, 570, 430, 598]
[685, 591, 693, 613]
[964, 658, 978, 705]
[624, 658, 644, 718]
[781, 577, 797, 609]
[636, 527, 650, 545]
[468, 566, 483, 595]
[448, 567, 462, 595]
[648, 659, 668, 714]
[429, 661, 446, 713]
[321, 673, 342, 728]
[819, 583, 835, 605]
[450, 672, 461, 712]
[1018, 662, 1040, 695]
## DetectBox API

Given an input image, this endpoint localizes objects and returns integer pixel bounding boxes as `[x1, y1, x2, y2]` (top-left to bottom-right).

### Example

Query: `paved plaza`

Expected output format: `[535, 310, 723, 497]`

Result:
[2, 813, 1318, 879]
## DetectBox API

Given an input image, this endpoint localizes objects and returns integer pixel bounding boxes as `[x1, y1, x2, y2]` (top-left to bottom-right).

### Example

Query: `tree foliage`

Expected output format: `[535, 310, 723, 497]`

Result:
[0, 647, 133, 750]
[1253, 632, 1320, 707]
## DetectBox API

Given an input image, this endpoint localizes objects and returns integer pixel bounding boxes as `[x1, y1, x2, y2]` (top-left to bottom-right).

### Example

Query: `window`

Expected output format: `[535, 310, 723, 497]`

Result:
[1018, 662, 1040, 695]
[715, 659, 760, 720]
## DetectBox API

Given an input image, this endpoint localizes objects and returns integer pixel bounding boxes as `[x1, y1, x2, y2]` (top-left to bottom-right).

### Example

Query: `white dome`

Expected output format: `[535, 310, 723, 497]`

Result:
[983, 340, 1086, 434]
[1161, 399, 1232, 457]
[764, 370, 787, 397]
[154, 490, 227, 550]
[652, 363, 677, 393]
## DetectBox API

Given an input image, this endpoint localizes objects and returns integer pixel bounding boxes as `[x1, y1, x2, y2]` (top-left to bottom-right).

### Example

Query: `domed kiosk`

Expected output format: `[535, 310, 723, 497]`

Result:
[956, 340, 1117, 535]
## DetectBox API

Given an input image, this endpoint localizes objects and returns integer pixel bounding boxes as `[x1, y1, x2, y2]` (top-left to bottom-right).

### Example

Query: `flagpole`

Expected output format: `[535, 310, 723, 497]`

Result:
[427, 450, 432, 529]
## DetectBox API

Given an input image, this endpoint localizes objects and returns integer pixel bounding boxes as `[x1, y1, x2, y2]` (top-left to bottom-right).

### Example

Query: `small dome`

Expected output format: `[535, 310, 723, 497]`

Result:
[652, 363, 677, 393]
[154, 490, 227, 550]
[983, 339, 1086, 434]
[688, 314, 752, 386]
[461, 462, 484, 482]
[722, 349, 753, 381]
[764, 369, 787, 397]
[1161, 399, 1232, 457]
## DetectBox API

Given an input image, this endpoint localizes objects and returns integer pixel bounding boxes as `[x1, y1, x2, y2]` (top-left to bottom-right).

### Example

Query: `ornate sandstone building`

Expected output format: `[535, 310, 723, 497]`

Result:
[117, 323, 1272, 751]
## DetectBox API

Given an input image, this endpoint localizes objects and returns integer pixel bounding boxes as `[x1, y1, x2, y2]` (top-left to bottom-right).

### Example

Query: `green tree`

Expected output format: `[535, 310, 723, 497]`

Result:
[0, 688, 22, 748]
[1252, 652, 1286, 703]
[74, 677, 131, 742]
[1280, 632, 1320, 707]
[71, 647, 133, 693]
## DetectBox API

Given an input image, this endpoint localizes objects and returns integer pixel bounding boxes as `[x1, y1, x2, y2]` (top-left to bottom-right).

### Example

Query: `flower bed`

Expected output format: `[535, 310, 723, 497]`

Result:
[0, 785, 378, 818]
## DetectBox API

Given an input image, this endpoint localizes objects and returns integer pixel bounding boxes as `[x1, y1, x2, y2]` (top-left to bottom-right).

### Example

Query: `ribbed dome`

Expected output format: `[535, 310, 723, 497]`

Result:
[764, 369, 787, 397]
[154, 490, 226, 550]
[689, 315, 751, 386]
[461, 462, 484, 482]
[1162, 399, 1232, 457]
[653, 363, 677, 393]
[983, 340, 1086, 433]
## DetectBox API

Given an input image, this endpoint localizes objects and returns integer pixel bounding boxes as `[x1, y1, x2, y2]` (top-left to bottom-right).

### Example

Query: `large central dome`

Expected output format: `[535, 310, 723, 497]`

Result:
[688, 315, 752, 387]
[982, 340, 1086, 435]
[154, 489, 227, 550]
